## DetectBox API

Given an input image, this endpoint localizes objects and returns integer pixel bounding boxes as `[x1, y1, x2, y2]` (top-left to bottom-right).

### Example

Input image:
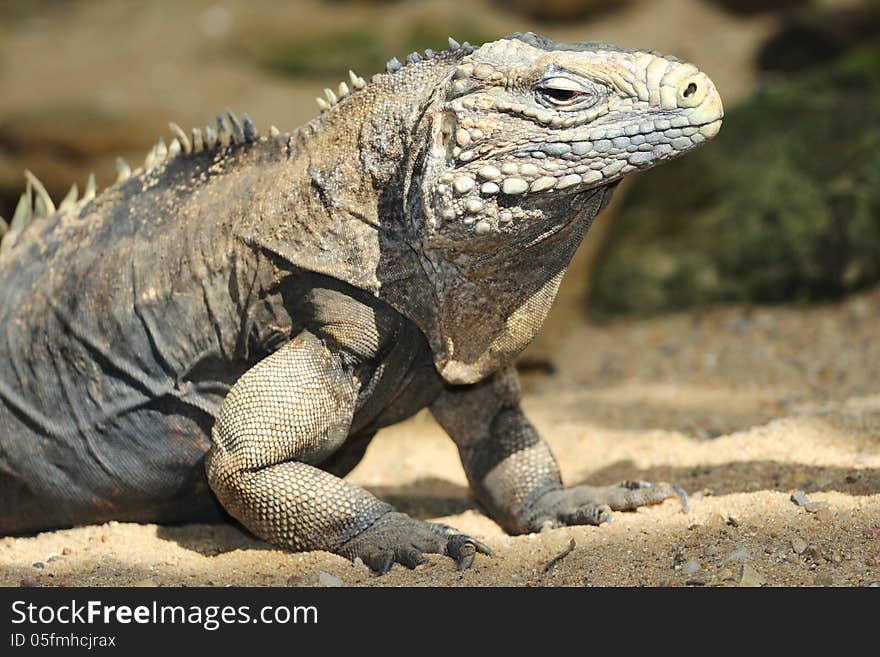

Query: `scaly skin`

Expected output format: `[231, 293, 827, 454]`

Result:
[0, 33, 722, 573]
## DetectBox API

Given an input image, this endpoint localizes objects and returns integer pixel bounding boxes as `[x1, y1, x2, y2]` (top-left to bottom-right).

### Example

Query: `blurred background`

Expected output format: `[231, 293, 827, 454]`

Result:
[1, 0, 878, 341]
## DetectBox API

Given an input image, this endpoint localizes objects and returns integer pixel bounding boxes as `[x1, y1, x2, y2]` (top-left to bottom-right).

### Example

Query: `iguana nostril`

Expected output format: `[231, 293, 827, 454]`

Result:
[675, 75, 710, 109]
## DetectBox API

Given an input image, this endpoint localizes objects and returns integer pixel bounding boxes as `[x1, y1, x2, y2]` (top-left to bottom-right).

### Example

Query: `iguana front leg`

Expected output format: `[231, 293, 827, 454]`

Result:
[431, 365, 687, 534]
[205, 330, 488, 573]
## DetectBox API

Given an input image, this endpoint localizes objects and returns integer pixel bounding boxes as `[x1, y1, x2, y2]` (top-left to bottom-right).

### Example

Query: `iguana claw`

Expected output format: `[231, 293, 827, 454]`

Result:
[523, 480, 689, 532]
[338, 512, 490, 574]
[445, 534, 493, 571]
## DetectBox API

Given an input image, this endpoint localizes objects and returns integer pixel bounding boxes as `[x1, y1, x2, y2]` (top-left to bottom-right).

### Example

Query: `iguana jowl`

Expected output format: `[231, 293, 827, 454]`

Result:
[0, 33, 722, 573]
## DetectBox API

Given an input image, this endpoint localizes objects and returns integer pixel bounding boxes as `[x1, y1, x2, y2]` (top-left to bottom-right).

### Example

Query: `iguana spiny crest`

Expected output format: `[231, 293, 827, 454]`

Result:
[0, 109, 271, 256]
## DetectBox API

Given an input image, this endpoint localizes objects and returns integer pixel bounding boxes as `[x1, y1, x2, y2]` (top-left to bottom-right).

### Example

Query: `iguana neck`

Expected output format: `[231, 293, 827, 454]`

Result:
[427, 185, 614, 383]
[290, 57, 460, 242]
[238, 58, 455, 348]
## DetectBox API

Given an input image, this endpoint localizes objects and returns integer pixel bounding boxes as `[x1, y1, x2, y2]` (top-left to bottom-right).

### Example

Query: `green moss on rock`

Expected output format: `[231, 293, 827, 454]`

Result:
[590, 45, 880, 316]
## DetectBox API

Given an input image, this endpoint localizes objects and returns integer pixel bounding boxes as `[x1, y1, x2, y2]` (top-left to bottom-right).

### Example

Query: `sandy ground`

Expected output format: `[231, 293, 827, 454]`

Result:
[2, 287, 878, 588]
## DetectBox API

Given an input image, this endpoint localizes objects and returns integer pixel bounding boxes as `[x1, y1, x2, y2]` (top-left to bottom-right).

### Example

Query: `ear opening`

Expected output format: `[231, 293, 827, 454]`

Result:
[431, 111, 457, 159]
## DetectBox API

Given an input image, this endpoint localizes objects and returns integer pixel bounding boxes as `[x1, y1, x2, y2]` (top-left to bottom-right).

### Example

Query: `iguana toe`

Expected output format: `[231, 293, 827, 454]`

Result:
[525, 480, 687, 531]
[444, 533, 493, 571]
[338, 511, 490, 574]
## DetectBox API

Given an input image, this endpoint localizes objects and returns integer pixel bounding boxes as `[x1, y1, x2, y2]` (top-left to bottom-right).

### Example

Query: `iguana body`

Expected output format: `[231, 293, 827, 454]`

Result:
[0, 34, 722, 572]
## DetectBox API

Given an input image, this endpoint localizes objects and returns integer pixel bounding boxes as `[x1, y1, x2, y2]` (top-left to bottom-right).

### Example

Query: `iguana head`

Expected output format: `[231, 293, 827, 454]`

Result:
[304, 33, 723, 384]
[406, 34, 723, 383]
[421, 32, 723, 246]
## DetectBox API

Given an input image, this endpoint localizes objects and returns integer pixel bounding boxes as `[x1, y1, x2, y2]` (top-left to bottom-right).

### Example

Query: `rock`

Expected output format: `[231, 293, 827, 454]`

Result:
[683, 560, 701, 575]
[706, 545, 719, 557]
[756, 2, 880, 73]
[813, 508, 832, 522]
[32, 562, 44, 570]
[791, 490, 829, 513]
[61, 547, 74, 556]
[317, 571, 343, 587]
[739, 564, 766, 587]
[725, 548, 751, 563]
[806, 545, 823, 560]
[791, 538, 808, 554]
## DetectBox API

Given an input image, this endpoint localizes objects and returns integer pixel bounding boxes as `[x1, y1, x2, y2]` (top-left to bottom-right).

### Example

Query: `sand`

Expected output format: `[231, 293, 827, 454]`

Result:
[3, 287, 878, 587]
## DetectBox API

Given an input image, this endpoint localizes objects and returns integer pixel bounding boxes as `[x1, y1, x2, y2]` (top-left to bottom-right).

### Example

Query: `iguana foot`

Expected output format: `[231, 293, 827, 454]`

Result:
[525, 481, 688, 531]
[338, 511, 492, 574]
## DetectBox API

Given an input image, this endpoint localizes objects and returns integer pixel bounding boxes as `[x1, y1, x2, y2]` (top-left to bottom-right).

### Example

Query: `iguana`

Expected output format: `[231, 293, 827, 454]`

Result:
[0, 33, 722, 573]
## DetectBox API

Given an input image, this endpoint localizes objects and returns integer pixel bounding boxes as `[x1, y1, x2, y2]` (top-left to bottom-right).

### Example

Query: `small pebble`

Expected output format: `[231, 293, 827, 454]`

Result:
[791, 538, 808, 555]
[725, 548, 750, 563]
[62, 547, 74, 556]
[790, 490, 828, 513]
[739, 564, 765, 587]
[719, 511, 739, 527]
[814, 508, 832, 522]
[683, 559, 701, 575]
[814, 574, 833, 586]
[32, 562, 44, 570]
[317, 572, 343, 587]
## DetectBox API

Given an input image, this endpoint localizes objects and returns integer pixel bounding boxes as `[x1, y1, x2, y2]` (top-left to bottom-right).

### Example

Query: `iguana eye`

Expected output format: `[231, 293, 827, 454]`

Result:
[537, 75, 599, 109]
[542, 87, 578, 102]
